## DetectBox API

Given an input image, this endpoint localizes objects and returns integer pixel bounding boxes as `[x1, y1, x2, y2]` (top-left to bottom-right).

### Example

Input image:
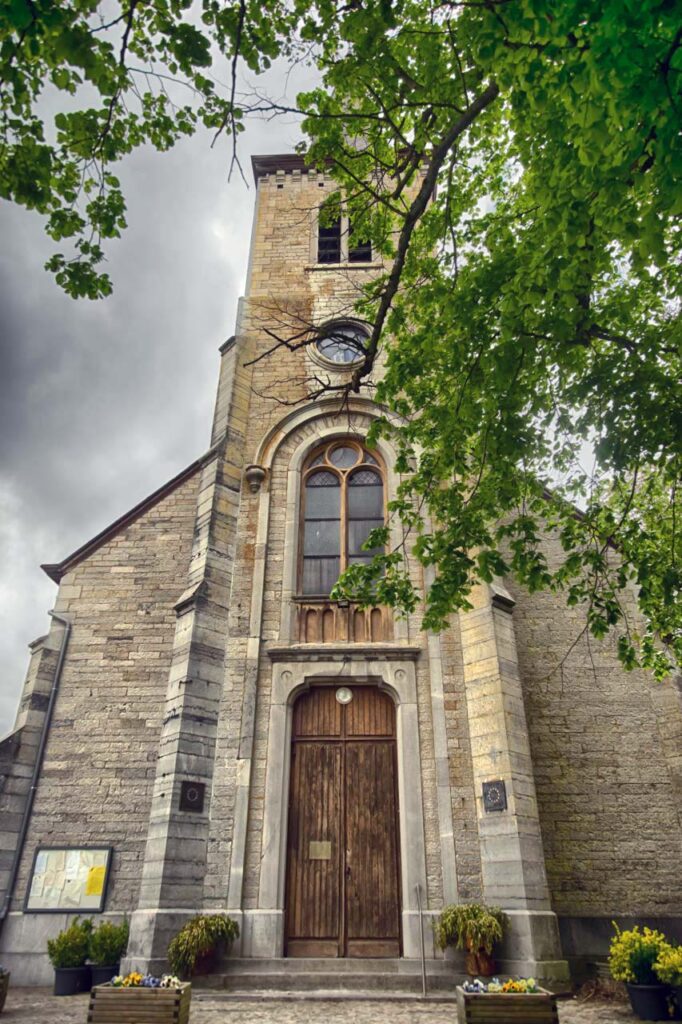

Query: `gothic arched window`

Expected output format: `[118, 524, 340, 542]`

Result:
[300, 440, 385, 596]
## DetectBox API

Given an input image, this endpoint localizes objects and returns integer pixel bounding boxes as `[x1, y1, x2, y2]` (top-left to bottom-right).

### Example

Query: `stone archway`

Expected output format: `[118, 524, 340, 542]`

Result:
[242, 656, 431, 959]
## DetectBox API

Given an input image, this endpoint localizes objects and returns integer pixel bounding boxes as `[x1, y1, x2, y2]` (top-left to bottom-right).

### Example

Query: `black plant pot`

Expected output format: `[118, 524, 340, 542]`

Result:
[672, 986, 682, 1021]
[90, 964, 120, 987]
[53, 965, 91, 996]
[626, 982, 671, 1021]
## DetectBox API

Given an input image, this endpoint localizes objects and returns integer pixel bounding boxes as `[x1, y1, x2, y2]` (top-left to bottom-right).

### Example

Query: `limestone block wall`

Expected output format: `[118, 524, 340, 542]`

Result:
[4, 470, 201, 920]
[439, 618, 484, 903]
[507, 540, 682, 930]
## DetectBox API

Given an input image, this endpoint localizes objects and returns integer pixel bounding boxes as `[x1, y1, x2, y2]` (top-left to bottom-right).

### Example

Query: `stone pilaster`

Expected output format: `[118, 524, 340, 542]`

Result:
[459, 581, 569, 983]
[124, 449, 240, 972]
[0, 628, 64, 916]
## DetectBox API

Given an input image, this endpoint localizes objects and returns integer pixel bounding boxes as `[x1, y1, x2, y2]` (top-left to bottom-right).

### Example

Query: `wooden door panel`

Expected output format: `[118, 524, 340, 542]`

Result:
[286, 685, 401, 958]
[345, 687, 394, 737]
[293, 686, 342, 738]
[286, 741, 342, 956]
[345, 740, 400, 957]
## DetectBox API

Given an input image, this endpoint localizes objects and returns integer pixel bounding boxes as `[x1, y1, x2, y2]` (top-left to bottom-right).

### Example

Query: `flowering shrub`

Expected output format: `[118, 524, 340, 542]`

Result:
[609, 925, 672, 985]
[462, 977, 539, 994]
[111, 972, 182, 989]
[654, 946, 682, 986]
[502, 978, 539, 993]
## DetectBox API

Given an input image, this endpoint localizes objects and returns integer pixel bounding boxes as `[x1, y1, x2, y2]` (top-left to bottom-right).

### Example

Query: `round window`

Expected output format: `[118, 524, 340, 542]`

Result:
[316, 323, 368, 366]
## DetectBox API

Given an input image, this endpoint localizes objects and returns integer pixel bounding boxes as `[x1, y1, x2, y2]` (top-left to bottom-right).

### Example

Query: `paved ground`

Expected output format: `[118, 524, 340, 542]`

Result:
[0, 988, 648, 1024]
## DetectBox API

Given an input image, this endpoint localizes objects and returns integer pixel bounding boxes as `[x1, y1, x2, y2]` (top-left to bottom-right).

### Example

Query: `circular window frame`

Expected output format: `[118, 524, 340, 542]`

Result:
[308, 319, 370, 371]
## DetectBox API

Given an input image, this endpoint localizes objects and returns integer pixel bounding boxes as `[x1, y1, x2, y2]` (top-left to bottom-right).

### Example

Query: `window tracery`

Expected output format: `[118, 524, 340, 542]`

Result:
[300, 440, 384, 597]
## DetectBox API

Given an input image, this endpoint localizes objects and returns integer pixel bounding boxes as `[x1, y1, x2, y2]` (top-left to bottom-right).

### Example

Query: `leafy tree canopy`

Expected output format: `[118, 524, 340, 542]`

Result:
[1, 0, 680, 677]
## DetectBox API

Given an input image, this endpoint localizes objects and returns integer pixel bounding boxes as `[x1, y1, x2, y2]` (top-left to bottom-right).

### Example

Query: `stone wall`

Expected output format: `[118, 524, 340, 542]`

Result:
[0, 468, 201, 977]
[508, 540, 682, 923]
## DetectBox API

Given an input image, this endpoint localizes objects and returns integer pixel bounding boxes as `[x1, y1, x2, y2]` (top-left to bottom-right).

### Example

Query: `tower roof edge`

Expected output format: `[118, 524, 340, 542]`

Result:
[251, 152, 311, 182]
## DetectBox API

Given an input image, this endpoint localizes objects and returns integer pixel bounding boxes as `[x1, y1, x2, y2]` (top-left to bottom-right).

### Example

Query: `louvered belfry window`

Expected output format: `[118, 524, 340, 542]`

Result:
[301, 441, 385, 596]
[318, 213, 341, 263]
[317, 203, 371, 264]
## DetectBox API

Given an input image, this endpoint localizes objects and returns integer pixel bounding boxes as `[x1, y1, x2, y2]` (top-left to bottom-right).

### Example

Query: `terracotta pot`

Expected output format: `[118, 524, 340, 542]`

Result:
[475, 950, 496, 977]
[192, 948, 219, 976]
[464, 947, 496, 977]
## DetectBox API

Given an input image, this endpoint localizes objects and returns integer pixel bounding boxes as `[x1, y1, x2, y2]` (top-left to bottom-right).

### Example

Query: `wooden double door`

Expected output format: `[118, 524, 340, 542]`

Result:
[285, 685, 401, 957]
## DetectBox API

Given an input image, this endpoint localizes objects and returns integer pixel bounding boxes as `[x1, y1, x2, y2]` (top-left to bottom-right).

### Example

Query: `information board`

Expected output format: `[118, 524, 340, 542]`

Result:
[25, 846, 113, 913]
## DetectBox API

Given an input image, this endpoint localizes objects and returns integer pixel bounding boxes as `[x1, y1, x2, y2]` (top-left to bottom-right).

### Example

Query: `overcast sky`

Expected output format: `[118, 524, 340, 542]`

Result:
[0, 74, 308, 735]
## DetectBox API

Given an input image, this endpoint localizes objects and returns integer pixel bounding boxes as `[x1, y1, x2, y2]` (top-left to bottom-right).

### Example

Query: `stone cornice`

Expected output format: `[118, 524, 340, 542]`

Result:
[266, 643, 422, 663]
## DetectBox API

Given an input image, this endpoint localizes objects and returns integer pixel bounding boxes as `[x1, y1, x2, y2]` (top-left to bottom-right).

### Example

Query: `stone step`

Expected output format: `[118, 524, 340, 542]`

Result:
[214, 957, 458, 975]
[193, 958, 463, 996]
[193, 990, 460, 1003]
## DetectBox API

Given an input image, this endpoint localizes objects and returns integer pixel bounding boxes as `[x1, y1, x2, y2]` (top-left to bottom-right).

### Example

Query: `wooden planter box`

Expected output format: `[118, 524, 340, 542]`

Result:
[0, 971, 9, 1015]
[87, 983, 191, 1024]
[456, 985, 558, 1024]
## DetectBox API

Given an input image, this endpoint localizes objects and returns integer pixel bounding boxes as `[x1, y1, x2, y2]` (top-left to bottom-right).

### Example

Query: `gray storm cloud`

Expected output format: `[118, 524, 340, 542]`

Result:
[0, 108, 305, 734]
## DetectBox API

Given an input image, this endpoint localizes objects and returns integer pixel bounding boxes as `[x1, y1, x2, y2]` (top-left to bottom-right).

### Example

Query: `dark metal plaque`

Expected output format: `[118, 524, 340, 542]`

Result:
[179, 780, 205, 813]
[482, 780, 507, 813]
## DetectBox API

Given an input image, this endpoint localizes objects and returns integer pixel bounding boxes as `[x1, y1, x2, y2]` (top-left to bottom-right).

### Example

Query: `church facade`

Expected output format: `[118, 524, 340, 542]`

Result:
[1, 153, 681, 987]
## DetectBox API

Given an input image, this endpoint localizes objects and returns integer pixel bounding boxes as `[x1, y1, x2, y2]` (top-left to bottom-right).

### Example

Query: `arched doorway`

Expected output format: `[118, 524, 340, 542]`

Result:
[285, 684, 401, 957]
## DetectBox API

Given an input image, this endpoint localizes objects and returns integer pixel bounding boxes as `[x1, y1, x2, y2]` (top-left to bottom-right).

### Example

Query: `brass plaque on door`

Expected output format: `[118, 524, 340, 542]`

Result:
[309, 841, 332, 860]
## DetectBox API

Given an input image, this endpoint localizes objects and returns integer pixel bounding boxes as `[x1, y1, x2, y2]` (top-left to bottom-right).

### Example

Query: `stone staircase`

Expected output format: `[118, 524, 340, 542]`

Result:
[192, 957, 463, 1000]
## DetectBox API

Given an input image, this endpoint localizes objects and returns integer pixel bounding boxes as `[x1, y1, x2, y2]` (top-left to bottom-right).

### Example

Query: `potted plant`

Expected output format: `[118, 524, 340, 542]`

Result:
[89, 919, 130, 986]
[0, 965, 9, 1015]
[46, 916, 93, 996]
[436, 903, 505, 976]
[609, 923, 673, 1020]
[655, 945, 682, 1016]
[167, 914, 239, 978]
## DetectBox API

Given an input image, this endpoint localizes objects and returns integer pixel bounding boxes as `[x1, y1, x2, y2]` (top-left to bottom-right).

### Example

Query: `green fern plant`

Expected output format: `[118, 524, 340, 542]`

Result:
[167, 914, 239, 978]
[435, 903, 505, 954]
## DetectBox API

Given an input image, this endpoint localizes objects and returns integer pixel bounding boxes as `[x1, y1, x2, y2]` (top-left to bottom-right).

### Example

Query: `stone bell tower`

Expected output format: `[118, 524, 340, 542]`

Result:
[120, 154, 568, 980]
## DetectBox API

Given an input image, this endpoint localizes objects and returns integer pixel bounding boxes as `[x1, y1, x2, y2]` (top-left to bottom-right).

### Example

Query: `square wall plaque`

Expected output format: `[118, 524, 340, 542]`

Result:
[482, 780, 507, 813]
[179, 781, 205, 813]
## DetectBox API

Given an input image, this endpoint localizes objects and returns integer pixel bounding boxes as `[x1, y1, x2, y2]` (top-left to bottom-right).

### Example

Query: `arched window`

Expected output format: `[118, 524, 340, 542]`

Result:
[300, 440, 385, 596]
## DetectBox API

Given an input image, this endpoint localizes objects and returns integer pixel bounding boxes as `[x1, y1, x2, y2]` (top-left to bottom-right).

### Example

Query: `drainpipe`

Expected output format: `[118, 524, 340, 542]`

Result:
[0, 611, 71, 934]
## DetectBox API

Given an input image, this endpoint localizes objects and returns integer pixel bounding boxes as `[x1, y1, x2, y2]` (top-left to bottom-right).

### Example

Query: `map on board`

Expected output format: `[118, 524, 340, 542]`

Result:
[25, 847, 112, 912]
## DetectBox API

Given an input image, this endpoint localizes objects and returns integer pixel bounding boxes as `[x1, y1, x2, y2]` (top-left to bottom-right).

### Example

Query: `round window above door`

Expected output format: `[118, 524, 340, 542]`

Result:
[315, 322, 368, 367]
